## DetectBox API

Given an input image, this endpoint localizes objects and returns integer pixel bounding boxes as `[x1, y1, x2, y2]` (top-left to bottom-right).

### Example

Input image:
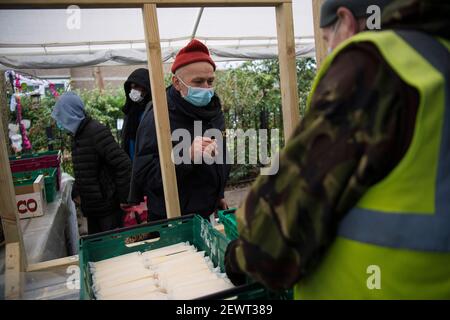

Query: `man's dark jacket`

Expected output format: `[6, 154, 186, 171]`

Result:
[129, 85, 230, 219]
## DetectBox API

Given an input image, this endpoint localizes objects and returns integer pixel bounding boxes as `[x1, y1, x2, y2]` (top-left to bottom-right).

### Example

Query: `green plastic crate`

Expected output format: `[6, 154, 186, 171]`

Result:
[79, 214, 273, 300]
[40, 168, 57, 202]
[12, 167, 57, 203]
[218, 208, 238, 240]
[9, 150, 62, 191]
[8, 150, 60, 161]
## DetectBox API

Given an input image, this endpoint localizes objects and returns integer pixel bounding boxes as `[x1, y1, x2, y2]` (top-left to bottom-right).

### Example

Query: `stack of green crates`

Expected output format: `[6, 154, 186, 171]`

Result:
[218, 208, 239, 240]
[79, 214, 277, 300]
[12, 167, 58, 203]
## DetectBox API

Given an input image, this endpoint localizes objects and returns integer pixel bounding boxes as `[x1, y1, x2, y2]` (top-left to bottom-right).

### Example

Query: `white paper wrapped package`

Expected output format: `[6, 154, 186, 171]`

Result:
[93, 268, 155, 292]
[149, 251, 207, 271]
[92, 262, 149, 281]
[170, 277, 234, 300]
[95, 278, 157, 297]
[90, 252, 141, 269]
[96, 279, 160, 300]
[156, 259, 214, 289]
[164, 271, 220, 293]
[141, 242, 192, 259]
[143, 249, 200, 269]
[89, 241, 235, 300]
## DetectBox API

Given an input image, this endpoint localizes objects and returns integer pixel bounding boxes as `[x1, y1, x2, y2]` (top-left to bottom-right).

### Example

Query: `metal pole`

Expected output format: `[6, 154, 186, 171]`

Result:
[191, 8, 204, 40]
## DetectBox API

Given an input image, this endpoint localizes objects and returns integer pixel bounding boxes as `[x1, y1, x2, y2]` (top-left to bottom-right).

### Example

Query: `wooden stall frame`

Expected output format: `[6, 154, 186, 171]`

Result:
[26, 254, 79, 272]
[312, 0, 327, 68]
[0, 74, 27, 275]
[4, 242, 23, 299]
[0, 0, 325, 298]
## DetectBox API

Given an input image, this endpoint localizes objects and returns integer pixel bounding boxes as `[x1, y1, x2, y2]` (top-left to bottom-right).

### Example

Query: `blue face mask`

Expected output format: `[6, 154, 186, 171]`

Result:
[177, 76, 214, 107]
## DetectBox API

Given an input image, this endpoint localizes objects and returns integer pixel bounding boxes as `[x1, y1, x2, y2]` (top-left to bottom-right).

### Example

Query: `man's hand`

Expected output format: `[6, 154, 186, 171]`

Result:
[218, 198, 228, 210]
[120, 203, 131, 210]
[72, 196, 81, 206]
[225, 239, 247, 286]
[190, 136, 218, 162]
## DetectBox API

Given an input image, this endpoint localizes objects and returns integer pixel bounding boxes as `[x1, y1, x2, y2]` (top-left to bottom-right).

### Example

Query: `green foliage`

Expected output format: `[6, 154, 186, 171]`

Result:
[215, 58, 316, 184]
[79, 87, 126, 139]
[10, 86, 126, 176]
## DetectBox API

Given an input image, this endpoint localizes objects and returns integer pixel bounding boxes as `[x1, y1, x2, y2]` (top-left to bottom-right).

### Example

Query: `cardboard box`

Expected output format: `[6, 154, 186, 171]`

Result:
[14, 174, 47, 219]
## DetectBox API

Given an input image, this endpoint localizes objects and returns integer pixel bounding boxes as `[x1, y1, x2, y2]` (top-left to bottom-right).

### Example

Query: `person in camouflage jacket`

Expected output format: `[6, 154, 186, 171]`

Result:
[224, 0, 450, 291]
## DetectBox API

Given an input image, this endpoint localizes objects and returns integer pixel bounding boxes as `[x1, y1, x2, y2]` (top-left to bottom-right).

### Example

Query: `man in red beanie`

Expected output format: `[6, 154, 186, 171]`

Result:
[128, 39, 229, 220]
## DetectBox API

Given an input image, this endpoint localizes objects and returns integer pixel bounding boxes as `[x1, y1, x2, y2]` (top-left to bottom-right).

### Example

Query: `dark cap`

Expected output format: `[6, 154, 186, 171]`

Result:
[320, 0, 392, 28]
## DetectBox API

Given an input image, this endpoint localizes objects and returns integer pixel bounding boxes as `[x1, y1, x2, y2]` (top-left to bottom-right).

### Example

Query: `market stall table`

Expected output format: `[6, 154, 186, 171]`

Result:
[19, 173, 78, 265]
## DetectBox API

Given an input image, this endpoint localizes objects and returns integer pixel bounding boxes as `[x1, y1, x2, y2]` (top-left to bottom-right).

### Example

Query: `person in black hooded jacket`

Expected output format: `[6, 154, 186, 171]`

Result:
[121, 68, 152, 161]
[52, 92, 131, 234]
[128, 39, 230, 220]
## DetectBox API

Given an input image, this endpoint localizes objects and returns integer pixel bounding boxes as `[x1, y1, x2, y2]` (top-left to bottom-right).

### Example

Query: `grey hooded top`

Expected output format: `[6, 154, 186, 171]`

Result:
[51, 92, 86, 134]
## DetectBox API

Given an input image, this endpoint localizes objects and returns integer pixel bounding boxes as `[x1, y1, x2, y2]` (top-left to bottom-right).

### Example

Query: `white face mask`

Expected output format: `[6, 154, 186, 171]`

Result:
[129, 89, 143, 103]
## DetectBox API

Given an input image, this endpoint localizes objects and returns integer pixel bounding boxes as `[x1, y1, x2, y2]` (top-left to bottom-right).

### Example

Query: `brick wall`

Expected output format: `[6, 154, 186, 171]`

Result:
[17, 64, 173, 91]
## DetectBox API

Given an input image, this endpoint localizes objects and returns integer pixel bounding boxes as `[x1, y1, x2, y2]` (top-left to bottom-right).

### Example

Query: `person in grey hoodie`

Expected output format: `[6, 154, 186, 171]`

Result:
[52, 92, 131, 234]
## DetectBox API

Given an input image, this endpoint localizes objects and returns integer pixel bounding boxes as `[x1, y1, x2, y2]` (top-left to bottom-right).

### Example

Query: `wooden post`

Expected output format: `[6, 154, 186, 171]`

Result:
[312, 0, 327, 68]
[93, 66, 105, 92]
[5, 242, 22, 299]
[1, 72, 9, 244]
[0, 72, 9, 154]
[142, 3, 181, 218]
[0, 92, 27, 270]
[276, 2, 300, 140]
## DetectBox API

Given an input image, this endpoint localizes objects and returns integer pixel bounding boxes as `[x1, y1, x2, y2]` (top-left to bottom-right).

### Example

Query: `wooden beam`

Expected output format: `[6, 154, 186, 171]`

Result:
[27, 255, 79, 272]
[276, 2, 300, 140]
[0, 0, 288, 9]
[0, 72, 9, 155]
[5, 242, 22, 300]
[0, 97, 27, 270]
[142, 4, 181, 218]
[93, 67, 105, 93]
[312, 0, 327, 68]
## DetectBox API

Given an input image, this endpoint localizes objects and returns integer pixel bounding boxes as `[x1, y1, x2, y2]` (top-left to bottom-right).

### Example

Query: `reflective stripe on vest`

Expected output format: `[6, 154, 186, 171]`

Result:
[339, 31, 450, 253]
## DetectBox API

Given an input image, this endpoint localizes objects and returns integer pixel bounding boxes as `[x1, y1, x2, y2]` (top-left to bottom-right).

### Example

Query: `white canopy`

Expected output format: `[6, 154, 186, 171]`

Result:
[0, 0, 316, 69]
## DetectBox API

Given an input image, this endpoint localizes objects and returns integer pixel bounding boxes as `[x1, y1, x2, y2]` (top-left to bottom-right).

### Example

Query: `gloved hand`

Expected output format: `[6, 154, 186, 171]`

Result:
[121, 197, 149, 227]
[224, 239, 247, 286]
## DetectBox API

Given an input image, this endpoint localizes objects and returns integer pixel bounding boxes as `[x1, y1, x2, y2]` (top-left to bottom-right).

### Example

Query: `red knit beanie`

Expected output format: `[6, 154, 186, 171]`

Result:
[171, 39, 216, 74]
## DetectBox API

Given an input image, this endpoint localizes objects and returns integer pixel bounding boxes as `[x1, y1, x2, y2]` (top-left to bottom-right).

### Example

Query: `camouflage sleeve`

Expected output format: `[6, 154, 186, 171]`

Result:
[225, 42, 419, 291]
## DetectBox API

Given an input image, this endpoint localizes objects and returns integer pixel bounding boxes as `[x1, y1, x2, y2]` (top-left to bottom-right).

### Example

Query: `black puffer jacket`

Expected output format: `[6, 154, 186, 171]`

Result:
[129, 85, 230, 219]
[72, 117, 131, 217]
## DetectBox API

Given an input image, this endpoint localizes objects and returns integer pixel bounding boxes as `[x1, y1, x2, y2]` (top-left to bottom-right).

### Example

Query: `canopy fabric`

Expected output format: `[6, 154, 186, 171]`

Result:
[0, 1, 315, 69]
[0, 44, 315, 69]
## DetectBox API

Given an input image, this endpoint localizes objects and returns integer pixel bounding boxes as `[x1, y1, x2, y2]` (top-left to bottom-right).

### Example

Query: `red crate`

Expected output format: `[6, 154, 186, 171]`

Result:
[9, 151, 62, 190]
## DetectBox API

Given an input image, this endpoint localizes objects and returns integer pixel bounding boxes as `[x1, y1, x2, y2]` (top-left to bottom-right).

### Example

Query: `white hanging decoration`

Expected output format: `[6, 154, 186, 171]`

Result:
[10, 95, 17, 112]
[10, 134, 23, 153]
[21, 119, 31, 129]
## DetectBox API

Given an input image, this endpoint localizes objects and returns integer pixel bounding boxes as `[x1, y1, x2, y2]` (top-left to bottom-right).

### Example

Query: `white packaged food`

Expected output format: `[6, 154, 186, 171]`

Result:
[170, 278, 234, 300]
[89, 241, 235, 300]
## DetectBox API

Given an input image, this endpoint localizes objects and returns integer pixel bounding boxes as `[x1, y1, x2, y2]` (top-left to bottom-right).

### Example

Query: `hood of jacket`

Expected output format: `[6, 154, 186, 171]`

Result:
[123, 68, 152, 114]
[51, 92, 86, 134]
